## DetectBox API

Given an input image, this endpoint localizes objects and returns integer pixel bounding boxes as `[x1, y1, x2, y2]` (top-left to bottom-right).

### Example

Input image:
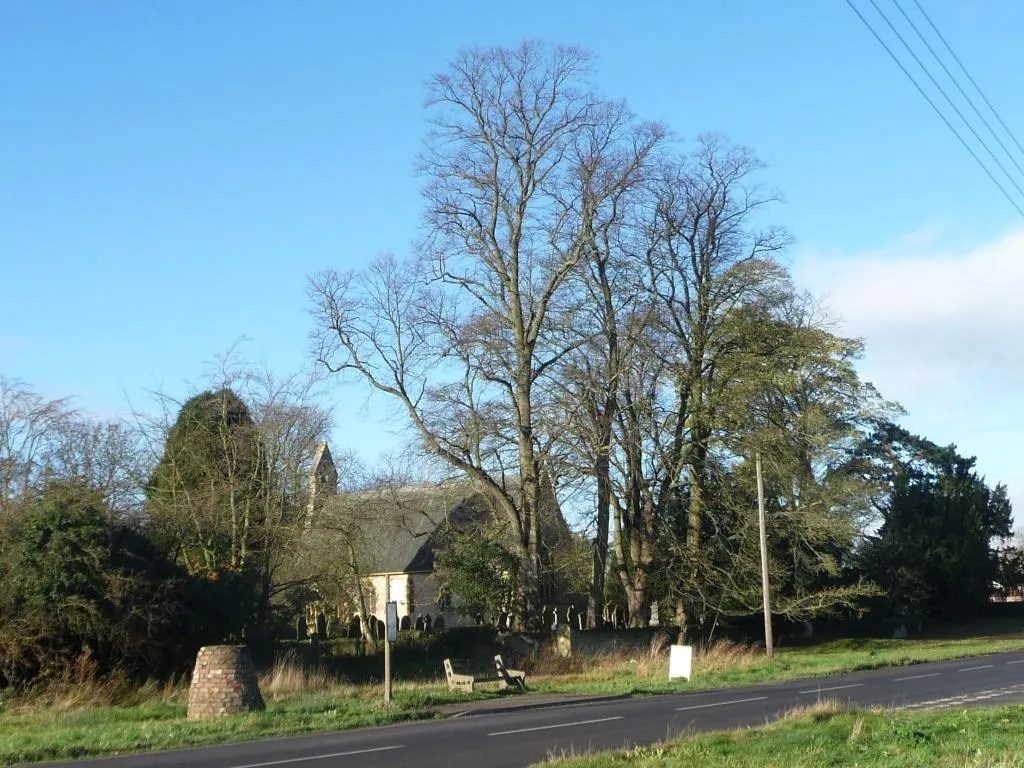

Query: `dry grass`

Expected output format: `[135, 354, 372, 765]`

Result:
[3, 650, 186, 713]
[260, 653, 348, 700]
[527, 637, 760, 693]
[533, 635, 670, 674]
[774, 698, 846, 722]
[692, 640, 761, 673]
[31, 676, 184, 712]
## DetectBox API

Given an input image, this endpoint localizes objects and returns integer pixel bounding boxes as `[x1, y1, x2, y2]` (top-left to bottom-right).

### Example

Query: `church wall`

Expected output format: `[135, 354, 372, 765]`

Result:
[362, 571, 477, 629]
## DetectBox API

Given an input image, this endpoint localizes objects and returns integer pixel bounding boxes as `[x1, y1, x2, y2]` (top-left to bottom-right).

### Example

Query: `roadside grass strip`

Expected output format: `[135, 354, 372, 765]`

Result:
[536, 703, 1024, 767]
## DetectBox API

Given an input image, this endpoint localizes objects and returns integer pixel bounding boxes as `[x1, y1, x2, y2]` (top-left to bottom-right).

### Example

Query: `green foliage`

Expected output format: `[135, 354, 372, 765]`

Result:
[10, 480, 109, 608]
[433, 524, 520, 624]
[146, 388, 267, 574]
[0, 480, 191, 687]
[858, 424, 1013, 621]
[660, 306, 889, 629]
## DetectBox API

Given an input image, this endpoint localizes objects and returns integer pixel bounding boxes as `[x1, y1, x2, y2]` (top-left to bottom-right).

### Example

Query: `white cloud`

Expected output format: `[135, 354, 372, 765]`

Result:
[792, 226, 1024, 520]
[793, 226, 1024, 404]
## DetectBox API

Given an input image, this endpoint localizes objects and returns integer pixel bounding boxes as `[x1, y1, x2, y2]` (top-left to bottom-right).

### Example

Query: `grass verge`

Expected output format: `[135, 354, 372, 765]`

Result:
[527, 620, 1024, 697]
[3, 619, 1024, 765]
[534, 702, 1024, 767]
[0, 663, 502, 766]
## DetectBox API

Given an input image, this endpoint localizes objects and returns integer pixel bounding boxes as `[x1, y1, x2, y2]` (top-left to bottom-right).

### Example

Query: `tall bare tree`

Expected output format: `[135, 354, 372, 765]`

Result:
[557, 114, 664, 626]
[602, 136, 791, 626]
[310, 42, 658, 624]
[50, 418, 148, 519]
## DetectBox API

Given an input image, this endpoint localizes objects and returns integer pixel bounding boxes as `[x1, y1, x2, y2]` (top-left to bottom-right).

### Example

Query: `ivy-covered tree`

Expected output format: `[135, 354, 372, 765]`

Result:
[145, 389, 267, 575]
[858, 424, 1013, 621]
[434, 524, 520, 625]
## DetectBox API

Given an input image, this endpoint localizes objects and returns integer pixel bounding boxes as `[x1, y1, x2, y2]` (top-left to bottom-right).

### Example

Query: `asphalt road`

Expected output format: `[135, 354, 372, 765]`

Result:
[35, 650, 1024, 768]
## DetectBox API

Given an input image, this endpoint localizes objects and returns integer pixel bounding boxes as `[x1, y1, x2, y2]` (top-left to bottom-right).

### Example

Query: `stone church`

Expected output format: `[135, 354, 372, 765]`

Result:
[305, 442, 580, 632]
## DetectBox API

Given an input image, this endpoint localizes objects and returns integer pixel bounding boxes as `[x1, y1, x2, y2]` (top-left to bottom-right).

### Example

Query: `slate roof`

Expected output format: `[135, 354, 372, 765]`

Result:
[319, 478, 571, 575]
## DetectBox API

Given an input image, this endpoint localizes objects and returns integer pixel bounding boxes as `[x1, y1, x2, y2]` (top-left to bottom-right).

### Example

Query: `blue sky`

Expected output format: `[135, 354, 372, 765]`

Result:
[2, 1, 1022, 515]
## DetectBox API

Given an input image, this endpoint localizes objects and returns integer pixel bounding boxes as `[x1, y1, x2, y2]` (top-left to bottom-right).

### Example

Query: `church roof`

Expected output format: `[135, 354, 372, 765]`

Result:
[318, 477, 572, 575]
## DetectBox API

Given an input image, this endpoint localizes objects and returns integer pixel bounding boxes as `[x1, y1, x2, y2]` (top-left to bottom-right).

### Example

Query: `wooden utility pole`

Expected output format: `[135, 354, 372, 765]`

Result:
[383, 575, 393, 705]
[756, 451, 774, 659]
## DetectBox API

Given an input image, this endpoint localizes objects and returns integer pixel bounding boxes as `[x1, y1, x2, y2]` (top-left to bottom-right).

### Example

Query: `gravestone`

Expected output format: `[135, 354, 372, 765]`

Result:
[555, 623, 572, 658]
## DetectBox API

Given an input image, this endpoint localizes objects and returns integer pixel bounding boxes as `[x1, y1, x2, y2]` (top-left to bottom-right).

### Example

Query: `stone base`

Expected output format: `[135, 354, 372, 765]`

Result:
[187, 645, 265, 720]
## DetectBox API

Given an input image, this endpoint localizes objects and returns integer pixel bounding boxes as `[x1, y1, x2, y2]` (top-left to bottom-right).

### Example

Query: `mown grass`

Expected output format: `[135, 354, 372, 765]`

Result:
[3, 619, 1024, 766]
[535, 702, 1024, 767]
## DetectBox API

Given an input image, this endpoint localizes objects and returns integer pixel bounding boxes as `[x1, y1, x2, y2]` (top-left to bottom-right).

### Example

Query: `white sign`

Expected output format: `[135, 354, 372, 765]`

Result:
[385, 601, 398, 643]
[669, 644, 692, 681]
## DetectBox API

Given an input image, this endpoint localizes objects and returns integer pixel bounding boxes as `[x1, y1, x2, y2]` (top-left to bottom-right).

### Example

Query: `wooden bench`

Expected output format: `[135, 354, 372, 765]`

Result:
[443, 654, 527, 693]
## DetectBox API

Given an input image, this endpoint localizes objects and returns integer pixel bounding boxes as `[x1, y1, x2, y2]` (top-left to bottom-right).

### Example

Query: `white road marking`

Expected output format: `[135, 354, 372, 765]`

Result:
[229, 745, 405, 768]
[674, 696, 768, 711]
[900, 683, 1024, 711]
[489, 716, 623, 737]
[894, 672, 941, 682]
[958, 664, 995, 672]
[1007, 660, 1024, 665]
[798, 683, 864, 695]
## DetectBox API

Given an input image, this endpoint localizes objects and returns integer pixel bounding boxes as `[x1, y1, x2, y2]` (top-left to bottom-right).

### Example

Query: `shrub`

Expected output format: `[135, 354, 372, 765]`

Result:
[0, 481, 194, 687]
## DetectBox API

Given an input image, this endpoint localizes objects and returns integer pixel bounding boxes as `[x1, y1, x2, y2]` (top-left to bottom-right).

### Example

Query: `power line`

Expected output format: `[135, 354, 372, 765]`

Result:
[892, 0, 1024, 179]
[844, 0, 1024, 219]
[961, 421, 1024, 437]
[866, 0, 1024, 201]
[911, 0, 1024, 160]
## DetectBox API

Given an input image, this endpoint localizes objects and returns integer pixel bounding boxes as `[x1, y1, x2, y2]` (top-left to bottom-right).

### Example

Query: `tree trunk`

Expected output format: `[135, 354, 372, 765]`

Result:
[625, 571, 649, 628]
[588, 424, 613, 629]
[516, 367, 544, 625]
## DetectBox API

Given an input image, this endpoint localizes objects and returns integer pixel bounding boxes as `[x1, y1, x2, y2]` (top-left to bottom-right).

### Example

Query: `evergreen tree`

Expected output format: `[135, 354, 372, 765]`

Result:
[859, 424, 1012, 621]
[146, 389, 267, 575]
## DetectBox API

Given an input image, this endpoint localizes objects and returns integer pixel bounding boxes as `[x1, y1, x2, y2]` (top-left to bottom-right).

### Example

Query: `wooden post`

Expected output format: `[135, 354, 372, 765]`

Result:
[384, 575, 392, 705]
[756, 451, 774, 659]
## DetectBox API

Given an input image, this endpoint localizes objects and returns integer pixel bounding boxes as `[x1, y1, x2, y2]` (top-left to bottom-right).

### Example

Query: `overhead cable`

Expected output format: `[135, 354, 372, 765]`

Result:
[844, 0, 1024, 218]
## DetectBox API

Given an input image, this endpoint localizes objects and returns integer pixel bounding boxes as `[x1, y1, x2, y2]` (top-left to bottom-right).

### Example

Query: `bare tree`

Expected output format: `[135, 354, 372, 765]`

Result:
[556, 110, 664, 626]
[241, 366, 335, 626]
[601, 136, 791, 627]
[0, 378, 72, 515]
[647, 135, 791, 564]
[50, 418, 149, 519]
[141, 353, 334, 636]
[311, 42, 657, 624]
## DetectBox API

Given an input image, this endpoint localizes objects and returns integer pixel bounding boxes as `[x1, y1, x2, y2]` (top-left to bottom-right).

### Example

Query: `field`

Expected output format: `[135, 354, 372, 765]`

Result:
[3, 619, 1024, 766]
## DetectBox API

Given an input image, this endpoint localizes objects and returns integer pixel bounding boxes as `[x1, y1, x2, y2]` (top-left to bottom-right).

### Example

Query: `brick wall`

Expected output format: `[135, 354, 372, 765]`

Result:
[186, 645, 265, 720]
